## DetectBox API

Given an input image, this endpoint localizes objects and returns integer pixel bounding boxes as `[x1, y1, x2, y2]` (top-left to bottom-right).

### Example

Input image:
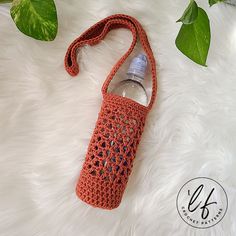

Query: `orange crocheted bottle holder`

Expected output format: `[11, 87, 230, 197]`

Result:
[64, 14, 157, 209]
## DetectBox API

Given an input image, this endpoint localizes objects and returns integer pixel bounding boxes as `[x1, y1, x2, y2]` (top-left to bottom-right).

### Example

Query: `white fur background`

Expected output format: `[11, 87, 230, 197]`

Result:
[0, 0, 236, 235]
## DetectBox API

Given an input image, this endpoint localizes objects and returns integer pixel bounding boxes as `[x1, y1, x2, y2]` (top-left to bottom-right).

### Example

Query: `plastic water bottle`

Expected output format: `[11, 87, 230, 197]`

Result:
[111, 54, 148, 106]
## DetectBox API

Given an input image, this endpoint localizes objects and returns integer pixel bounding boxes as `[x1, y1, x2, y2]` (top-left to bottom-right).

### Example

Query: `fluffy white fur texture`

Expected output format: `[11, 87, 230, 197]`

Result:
[0, 0, 236, 235]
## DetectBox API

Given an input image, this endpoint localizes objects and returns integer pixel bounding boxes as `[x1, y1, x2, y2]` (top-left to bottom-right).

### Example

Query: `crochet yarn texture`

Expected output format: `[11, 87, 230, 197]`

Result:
[64, 14, 157, 209]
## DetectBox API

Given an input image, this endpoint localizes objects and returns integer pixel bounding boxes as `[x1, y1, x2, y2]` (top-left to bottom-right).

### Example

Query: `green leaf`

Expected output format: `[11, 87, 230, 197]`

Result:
[0, 0, 12, 3]
[10, 0, 58, 41]
[177, 0, 198, 24]
[209, 0, 225, 6]
[175, 7, 211, 66]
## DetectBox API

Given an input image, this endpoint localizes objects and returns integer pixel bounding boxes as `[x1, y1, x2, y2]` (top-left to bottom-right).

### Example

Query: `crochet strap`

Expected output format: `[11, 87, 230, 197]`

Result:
[64, 14, 157, 111]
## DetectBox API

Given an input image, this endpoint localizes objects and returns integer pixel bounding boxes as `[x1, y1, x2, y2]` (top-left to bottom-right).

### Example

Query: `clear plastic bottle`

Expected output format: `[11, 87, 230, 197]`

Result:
[111, 53, 148, 106]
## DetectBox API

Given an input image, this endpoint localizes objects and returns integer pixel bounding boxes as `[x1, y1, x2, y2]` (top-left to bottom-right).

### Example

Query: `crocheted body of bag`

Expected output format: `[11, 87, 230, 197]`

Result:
[76, 94, 148, 209]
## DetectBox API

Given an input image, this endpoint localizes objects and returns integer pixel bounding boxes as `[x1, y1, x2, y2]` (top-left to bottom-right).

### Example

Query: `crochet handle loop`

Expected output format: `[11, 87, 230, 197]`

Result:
[64, 14, 157, 111]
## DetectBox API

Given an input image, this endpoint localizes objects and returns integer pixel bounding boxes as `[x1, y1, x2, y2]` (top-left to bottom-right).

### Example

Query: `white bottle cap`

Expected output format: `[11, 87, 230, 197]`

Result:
[127, 53, 148, 79]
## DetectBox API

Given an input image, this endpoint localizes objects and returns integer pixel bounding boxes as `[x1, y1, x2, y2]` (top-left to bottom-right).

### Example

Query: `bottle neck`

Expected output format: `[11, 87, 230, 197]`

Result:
[126, 74, 144, 84]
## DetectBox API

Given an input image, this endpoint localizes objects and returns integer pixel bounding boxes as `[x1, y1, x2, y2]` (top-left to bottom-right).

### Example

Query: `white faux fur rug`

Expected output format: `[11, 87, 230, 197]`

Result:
[1, 0, 236, 235]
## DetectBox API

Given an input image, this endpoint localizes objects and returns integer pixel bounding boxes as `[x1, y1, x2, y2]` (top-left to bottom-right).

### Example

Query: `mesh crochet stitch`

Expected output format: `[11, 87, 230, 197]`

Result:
[76, 94, 148, 209]
[64, 14, 157, 209]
